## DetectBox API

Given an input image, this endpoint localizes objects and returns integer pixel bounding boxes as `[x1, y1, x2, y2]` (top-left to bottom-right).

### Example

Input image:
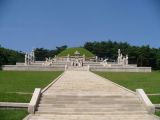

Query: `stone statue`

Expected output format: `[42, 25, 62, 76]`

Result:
[31, 49, 35, 62]
[117, 49, 122, 64]
[25, 53, 28, 65]
[118, 49, 121, 56]
[126, 55, 128, 65]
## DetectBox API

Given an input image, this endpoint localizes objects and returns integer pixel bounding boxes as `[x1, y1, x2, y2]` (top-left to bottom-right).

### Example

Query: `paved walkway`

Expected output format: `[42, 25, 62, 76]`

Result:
[28, 71, 159, 120]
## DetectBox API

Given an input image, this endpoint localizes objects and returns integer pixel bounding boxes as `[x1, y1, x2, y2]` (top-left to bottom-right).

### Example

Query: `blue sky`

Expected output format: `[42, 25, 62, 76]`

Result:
[0, 0, 160, 52]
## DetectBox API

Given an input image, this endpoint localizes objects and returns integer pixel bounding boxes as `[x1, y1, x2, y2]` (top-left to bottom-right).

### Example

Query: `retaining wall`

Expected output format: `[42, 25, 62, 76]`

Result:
[90, 66, 151, 72]
[2, 65, 65, 71]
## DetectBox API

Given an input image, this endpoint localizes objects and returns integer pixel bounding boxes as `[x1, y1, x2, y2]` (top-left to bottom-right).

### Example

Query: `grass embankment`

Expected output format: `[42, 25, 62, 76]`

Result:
[0, 109, 28, 120]
[0, 71, 62, 102]
[94, 71, 160, 104]
[58, 47, 95, 57]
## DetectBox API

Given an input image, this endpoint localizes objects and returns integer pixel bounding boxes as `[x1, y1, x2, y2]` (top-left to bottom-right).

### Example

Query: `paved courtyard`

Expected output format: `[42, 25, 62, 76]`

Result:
[28, 71, 158, 120]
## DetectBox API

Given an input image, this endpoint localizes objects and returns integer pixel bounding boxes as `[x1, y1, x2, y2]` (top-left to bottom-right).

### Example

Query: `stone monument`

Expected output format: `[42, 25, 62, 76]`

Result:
[117, 49, 129, 66]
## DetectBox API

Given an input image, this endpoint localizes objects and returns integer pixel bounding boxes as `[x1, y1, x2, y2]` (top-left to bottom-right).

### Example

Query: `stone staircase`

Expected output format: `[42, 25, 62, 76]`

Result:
[27, 71, 159, 120]
[28, 95, 157, 120]
[67, 66, 88, 71]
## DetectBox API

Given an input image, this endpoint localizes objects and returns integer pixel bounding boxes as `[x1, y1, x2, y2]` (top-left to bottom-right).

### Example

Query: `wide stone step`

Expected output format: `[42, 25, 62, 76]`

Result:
[28, 114, 156, 120]
[38, 103, 145, 108]
[40, 97, 140, 101]
[41, 95, 137, 99]
[35, 110, 148, 115]
[39, 99, 141, 104]
[40, 95, 140, 101]
[37, 107, 146, 112]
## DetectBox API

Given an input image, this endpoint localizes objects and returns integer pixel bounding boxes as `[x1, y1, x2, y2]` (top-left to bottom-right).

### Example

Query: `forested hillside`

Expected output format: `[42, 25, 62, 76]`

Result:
[84, 41, 160, 70]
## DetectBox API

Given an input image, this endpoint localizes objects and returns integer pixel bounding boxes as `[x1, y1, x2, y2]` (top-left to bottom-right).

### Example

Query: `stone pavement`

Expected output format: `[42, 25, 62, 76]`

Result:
[28, 71, 159, 120]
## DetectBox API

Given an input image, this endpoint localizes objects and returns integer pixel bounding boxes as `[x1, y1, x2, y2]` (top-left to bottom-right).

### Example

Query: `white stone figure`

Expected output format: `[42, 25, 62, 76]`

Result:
[45, 58, 48, 62]
[117, 49, 119, 64]
[122, 57, 125, 66]
[117, 55, 120, 64]
[24, 53, 28, 65]
[71, 60, 74, 66]
[53, 55, 57, 62]
[118, 49, 121, 56]
[101, 58, 108, 67]
[117, 49, 129, 65]
[31, 49, 35, 63]
[27, 54, 31, 65]
[126, 55, 128, 65]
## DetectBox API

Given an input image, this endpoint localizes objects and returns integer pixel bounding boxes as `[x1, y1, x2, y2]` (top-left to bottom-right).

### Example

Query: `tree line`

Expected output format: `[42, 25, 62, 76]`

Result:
[0, 45, 67, 67]
[84, 41, 160, 70]
[34, 45, 67, 61]
[0, 41, 160, 70]
[0, 45, 24, 67]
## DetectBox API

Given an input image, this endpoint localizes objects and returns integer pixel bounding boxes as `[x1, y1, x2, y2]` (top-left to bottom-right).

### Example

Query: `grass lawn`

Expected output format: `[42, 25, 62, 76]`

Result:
[155, 112, 160, 117]
[94, 71, 160, 104]
[0, 71, 62, 102]
[0, 109, 28, 120]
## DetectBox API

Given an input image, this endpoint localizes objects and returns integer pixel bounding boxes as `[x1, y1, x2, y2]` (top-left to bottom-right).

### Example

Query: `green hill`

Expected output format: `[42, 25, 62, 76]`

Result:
[58, 47, 95, 57]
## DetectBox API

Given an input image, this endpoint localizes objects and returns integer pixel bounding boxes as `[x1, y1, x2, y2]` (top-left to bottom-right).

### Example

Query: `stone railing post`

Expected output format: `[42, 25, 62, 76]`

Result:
[136, 89, 155, 114]
[28, 88, 41, 114]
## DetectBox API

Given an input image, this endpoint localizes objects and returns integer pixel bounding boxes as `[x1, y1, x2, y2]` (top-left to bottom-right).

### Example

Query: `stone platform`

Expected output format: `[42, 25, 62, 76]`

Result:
[26, 71, 158, 120]
[2, 61, 151, 72]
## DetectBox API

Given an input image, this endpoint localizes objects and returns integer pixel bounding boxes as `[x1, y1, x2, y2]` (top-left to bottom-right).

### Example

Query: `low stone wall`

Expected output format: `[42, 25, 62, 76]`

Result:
[2, 65, 65, 71]
[90, 66, 151, 72]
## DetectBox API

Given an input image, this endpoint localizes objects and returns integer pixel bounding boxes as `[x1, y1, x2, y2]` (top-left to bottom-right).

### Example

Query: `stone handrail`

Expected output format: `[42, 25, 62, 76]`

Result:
[28, 88, 41, 114]
[136, 89, 155, 114]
